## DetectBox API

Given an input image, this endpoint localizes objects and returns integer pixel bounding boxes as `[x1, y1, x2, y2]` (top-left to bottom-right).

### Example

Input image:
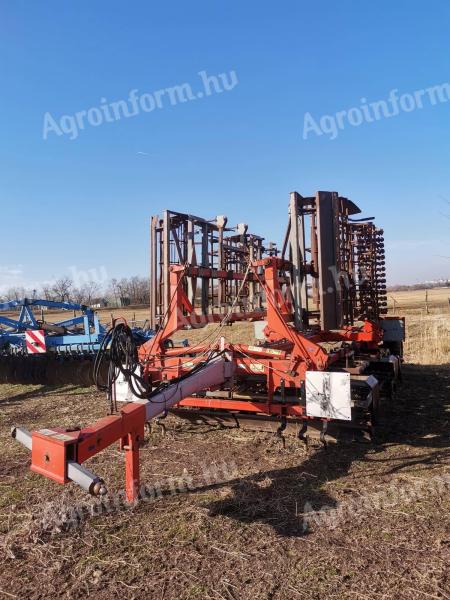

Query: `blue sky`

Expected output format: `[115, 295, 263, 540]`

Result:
[0, 0, 449, 290]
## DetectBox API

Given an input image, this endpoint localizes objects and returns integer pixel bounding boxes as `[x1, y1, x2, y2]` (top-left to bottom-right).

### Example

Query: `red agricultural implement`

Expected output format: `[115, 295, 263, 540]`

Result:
[12, 191, 405, 503]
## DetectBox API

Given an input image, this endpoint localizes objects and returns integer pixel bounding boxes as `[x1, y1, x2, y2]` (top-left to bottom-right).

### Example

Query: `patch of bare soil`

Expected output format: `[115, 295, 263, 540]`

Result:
[0, 363, 449, 599]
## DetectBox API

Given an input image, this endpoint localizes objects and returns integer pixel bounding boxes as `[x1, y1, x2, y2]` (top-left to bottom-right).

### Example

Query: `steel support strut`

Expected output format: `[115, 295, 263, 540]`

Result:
[123, 431, 141, 502]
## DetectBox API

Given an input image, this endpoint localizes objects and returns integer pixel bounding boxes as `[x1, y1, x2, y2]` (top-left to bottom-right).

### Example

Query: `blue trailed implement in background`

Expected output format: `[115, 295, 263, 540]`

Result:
[0, 298, 106, 353]
[0, 299, 155, 385]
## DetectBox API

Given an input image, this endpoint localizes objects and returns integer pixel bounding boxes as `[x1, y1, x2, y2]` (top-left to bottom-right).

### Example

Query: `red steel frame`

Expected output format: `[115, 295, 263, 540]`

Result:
[12, 193, 394, 504]
[138, 257, 384, 418]
[15, 256, 385, 505]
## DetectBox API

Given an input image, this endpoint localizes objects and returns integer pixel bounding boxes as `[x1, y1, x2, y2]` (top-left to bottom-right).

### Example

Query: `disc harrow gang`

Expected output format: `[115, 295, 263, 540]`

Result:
[0, 354, 107, 387]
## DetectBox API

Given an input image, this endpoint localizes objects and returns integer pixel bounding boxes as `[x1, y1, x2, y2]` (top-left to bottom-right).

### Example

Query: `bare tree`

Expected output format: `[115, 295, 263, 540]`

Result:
[73, 281, 100, 305]
[83, 281, 100, 305]
[108, 278, 119, 305]
[107, 276, 149, 305]
[51, 277, 73, 302]
[40, 284, 54, 301]
[72, 287, 85, 304]
[5, 286, 28, 301]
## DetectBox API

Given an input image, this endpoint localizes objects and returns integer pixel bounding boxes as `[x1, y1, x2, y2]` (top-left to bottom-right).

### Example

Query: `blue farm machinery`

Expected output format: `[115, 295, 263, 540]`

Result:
[0, 299, 108, 385]
[0, 298, 155, 385]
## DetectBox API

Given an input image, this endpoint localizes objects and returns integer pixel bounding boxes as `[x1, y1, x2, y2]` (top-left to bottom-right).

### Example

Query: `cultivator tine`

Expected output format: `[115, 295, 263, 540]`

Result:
[320, 420, 329, 449]
[275, 416, 287, 449]
[298, 421, 309, 447]
[154, 418, 167, 436]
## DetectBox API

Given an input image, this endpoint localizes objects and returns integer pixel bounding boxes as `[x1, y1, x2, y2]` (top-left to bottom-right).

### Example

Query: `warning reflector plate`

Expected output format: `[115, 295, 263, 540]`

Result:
[25, 330, 46, 354]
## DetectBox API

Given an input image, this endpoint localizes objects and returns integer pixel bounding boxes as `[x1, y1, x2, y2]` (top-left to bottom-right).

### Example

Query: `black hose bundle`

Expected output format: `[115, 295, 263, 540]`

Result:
[93, 322, 220, 413]
[93, 322, 152, 413]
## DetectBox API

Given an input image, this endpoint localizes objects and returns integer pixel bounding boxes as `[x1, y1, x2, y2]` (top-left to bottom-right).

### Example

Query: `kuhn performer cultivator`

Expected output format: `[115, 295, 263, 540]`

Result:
[12, 191, 405, 503]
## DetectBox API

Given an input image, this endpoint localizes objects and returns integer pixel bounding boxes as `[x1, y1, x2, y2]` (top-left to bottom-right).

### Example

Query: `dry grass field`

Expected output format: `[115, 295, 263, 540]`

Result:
[0, 289, 448, 599]
[388, 287, 449, 311]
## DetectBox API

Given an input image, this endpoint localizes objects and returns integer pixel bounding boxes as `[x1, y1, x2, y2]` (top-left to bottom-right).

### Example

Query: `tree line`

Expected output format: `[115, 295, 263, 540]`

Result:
[0, 276, 150, 307]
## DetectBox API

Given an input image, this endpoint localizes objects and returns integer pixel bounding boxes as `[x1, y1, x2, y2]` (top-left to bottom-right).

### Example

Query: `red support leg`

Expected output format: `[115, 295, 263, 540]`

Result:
[124, 432, 140, 503]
